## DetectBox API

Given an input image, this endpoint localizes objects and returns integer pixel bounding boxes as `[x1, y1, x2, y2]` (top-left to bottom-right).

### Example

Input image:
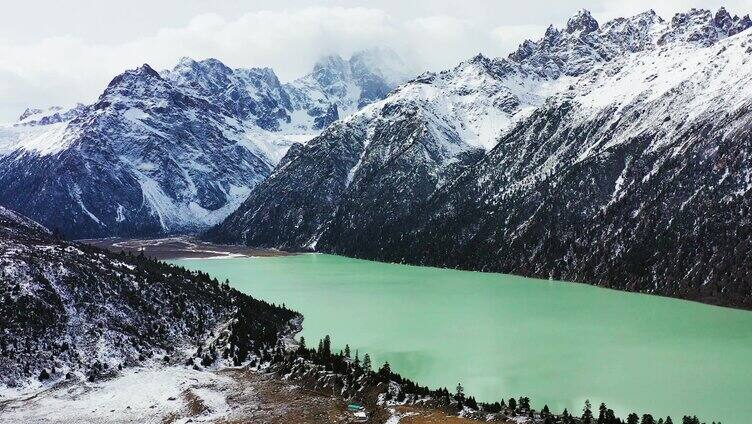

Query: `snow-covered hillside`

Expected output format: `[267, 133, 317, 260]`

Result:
[209, 7, 752, 308]
[0, 205, 297, 392]
[0, 48, 409, 238]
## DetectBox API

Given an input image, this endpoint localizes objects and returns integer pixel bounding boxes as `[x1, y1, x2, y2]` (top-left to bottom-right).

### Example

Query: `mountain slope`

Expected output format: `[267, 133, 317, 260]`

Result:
[209, 8, 752, 308]
[0, 205, 297, 389]
[391, 13, 752, 308]
[0, 49, 408, 239]
[207, 8, 669, 248]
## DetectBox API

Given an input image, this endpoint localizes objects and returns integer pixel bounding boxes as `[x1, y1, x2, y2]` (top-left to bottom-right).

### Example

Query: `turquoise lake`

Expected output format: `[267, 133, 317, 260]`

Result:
[172, 254, 752, 423]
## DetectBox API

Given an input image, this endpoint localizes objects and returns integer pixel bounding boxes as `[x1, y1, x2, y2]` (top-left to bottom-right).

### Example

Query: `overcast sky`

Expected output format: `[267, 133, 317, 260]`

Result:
[0, 0, 748, 121]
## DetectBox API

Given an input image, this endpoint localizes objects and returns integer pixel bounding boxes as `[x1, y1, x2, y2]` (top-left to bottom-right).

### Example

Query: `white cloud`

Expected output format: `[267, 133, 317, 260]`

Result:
[0, 7, 405, 120]
[0, 1, 747, 121]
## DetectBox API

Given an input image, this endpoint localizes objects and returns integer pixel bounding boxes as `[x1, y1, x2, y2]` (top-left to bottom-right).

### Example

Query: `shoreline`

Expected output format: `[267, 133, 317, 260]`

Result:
[84, 236, 752, 313]
[80, 236, 292, 260]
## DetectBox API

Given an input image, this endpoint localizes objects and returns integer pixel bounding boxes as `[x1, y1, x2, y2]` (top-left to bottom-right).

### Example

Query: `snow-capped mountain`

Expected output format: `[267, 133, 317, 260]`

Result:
[209, 8, 752, 308]
[0, 205, 297, 390]
[0, 48, 409, 239]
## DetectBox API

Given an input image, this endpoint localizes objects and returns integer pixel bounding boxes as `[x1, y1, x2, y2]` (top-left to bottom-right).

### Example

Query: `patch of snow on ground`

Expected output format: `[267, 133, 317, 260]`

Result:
[0, 366, 234, 423]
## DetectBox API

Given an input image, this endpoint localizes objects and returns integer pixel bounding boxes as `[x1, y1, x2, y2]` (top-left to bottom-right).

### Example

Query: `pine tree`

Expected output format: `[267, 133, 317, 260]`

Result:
[605, 408, 616, 423]
[642, 414, 656, 424]
[582, 400, 593, 424]
[599, 402, 608, 424]
[354, 349, 360, 367]
[518, 397, 530, 411]
[541, 404, 551, 417]
[455, 382, 465, 401]
[378, 361, 391, 378]
[363, 353, 372, 372]
[665, 417, 673, 424]
[344, 344, 351, 358]
[322, 335, 331, 357]
[508, 397, 517, 412]
[627, 413, 640, 424]
[562, 408, 573, 424]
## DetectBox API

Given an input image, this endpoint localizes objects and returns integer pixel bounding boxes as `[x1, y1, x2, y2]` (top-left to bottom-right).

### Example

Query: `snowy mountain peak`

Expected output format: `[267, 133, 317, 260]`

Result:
[659, 7, 752, 45]
[311, 54, 352, 89]
[18, 107, 43, 121]
[349, 46, 413, 86]
[566, 9, 599, 34]
[0, 48, 408, 238]
[16, 104, 86, 126]
[101, 63, 167, 102]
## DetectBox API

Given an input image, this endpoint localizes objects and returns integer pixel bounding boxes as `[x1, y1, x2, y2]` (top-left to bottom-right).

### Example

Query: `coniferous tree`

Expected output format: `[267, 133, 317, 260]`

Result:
[362, 353, 372, 372]
[518, 397, 530, 411]
[599, 402, 608, 424]
[604, 408, 617, 424]
[354, 349, 360, 367]
[627, 413, 640, 424]
[582, 400, 594, 424]
[344, 344, 351, 358]
[379, 361, 391, 378]
[508, 397, 517, 412]
[541, 404, 551, 417]
[665, 417, 673, 424]
[642, 414, 656, 424]
[455, 382, 465, 402]
[322, 335, 331, 357]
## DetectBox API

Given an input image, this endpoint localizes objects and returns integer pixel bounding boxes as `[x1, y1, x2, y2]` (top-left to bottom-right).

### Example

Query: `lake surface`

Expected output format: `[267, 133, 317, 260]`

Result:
[172, 254, 752, 423]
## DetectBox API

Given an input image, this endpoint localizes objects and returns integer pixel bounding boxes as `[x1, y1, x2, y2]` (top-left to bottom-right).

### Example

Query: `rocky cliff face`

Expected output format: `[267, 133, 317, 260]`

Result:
[0, 205, 298, 389]
[209, 8, 752, 308]
[0, 49, 409, 239]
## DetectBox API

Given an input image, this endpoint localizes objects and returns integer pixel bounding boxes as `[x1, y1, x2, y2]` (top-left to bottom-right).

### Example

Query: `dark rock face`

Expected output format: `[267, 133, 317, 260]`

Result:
[566, 10, 599, 34]
[0, 206, 298, 388]
[206, 119, 369, 248]
[168, 58, 294, 131]
[209, 8, 752, 308]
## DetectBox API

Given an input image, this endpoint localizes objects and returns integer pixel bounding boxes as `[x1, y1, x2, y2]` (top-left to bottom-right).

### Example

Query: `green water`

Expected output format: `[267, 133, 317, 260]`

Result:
[172, 254, 752, 423]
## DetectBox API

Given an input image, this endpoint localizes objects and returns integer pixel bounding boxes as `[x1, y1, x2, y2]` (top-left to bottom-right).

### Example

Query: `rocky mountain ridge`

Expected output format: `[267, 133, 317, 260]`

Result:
[0, 48, 409, 238]
[208, 7, 752, 308]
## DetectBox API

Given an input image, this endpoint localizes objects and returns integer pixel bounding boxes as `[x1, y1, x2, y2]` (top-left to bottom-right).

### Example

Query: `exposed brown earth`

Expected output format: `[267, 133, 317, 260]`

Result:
[81, 236, 290, 260]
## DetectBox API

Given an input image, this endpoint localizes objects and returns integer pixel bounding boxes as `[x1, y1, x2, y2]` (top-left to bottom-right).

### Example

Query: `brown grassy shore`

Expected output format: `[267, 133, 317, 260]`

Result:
[80, 236, 290, 260]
